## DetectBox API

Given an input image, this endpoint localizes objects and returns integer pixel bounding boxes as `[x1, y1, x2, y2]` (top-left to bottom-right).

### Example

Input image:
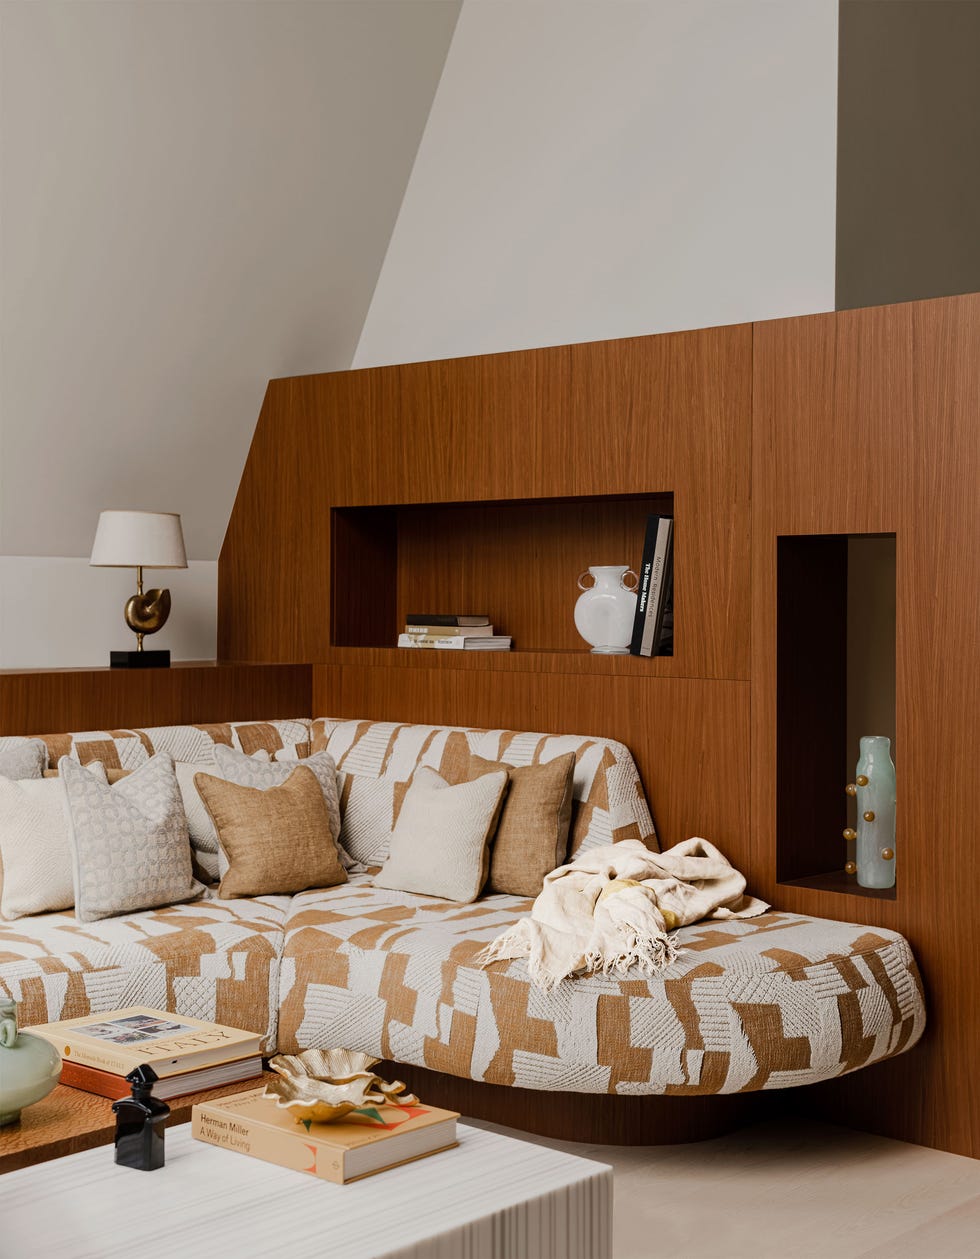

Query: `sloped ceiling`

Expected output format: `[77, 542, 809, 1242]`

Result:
[0, 0, 460, 561]
[354, 0, 838, 368]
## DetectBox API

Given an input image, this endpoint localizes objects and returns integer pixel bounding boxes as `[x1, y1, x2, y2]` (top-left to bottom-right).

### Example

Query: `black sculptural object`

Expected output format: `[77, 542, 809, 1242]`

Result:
[112, 1064, 170, 1170]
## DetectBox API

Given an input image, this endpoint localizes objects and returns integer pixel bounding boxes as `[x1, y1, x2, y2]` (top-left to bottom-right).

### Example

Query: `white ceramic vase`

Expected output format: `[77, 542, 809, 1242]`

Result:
[574, 565, 638, 654]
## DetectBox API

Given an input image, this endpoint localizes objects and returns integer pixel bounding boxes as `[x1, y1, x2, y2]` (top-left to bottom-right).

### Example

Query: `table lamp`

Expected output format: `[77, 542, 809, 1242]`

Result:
[90, 511, 187, 668]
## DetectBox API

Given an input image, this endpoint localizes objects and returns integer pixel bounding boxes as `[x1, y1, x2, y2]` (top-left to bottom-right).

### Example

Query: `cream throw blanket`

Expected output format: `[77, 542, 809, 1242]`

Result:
[479, 838, 769, 990]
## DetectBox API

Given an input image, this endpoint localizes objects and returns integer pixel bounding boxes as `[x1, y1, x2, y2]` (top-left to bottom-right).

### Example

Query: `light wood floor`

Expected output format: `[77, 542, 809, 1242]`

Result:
[469, 1115, 980, 1258]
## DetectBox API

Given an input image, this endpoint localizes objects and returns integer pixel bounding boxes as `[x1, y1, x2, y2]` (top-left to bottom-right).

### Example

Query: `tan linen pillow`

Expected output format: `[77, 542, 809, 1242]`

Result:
[466, 751, 576, 897]
[374, 767, 508, 903]
[195, 765, 347, 899]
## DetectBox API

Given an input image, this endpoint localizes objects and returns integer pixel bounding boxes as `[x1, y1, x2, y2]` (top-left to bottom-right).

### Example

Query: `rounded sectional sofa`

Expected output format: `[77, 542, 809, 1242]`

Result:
[0, 716, 926, 1138]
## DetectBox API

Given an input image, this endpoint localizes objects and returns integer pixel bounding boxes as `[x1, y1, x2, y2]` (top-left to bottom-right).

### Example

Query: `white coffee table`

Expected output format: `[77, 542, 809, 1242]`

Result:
[1, 1121, 611, 1259]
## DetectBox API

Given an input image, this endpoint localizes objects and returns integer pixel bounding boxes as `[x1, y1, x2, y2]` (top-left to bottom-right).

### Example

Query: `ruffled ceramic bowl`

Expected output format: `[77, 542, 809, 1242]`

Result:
[264, 1048, 418, 1124]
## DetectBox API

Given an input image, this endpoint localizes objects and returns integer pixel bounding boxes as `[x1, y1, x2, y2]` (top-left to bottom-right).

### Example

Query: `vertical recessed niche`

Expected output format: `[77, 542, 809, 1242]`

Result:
[776, 534, 896, 898]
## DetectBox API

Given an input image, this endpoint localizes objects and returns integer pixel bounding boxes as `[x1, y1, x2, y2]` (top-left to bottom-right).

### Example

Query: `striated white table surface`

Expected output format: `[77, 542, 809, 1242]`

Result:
[0, 1121, 612, 1259]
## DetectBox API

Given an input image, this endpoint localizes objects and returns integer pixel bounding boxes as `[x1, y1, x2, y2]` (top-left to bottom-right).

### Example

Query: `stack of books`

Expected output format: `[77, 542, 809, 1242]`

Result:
[29, 1006, 264, 1102]
[629, 515, 674, 657]
[398, 615, 512, 651]
[193, 1088, 458, 1183]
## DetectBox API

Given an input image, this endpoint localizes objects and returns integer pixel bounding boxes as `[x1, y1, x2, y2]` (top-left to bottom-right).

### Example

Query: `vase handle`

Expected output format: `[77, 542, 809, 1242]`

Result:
[622, 569, 639, 591]
[577, 571, 595, 591]
[0, 1012, 16, 1049]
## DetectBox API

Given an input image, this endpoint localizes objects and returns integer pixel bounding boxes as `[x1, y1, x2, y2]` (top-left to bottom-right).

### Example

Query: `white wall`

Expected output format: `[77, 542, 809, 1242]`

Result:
[355, 0, 839, 367]
[0, 557, 217, 669]
[0, 0, 459, 666]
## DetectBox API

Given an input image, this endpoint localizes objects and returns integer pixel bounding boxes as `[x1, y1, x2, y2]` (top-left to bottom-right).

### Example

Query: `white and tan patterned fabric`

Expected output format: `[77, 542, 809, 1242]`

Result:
[277, 878, 925, 1095]
[0, 716, 927, 1097]
[312, 718, 657, 860]
[0, 895, 288, 1049]
[62, 754, 203, 922]
[35, 720, 312, 773]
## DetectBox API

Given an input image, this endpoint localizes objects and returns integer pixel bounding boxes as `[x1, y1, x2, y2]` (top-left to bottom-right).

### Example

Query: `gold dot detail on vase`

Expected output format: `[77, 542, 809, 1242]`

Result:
[845, 783, 857, 796]
[863, 810, 875, 822]
[856, 775, 869, 787]
[844, 861, 857, 875]
[881, 848, 895, 861]
[843, 828, 857, 841]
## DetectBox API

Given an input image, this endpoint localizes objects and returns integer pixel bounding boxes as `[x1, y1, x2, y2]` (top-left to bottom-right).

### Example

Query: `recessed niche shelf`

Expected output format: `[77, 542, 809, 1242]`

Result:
[776, 533, 897, 895]
[331, 492, 674, 654]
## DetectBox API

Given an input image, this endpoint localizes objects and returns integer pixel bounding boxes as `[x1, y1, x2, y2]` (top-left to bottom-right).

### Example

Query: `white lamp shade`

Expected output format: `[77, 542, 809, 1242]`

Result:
[90, 511, 188, 569]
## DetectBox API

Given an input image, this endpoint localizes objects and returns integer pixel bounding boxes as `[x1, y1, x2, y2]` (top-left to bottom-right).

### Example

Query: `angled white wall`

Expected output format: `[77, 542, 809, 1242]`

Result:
[0, 0, 459, 666]
[355, 0, 838, 367]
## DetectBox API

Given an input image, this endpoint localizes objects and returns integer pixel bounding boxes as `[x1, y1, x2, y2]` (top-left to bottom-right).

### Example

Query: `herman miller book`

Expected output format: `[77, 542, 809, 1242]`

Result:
[193, 1088, 458, 1184]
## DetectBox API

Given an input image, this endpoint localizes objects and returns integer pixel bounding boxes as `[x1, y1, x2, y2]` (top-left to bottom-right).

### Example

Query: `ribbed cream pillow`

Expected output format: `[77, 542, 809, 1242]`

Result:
[0, 764, 108, 919]
[374, 768, 508, 903]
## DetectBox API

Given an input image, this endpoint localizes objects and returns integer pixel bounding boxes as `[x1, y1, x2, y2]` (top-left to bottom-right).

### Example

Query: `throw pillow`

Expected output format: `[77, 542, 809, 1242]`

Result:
[0, 764, 108, 919]
[174, 761, 221, 882]
[214, 744, 342, 847]
[61, 753, 203, 922]
[465, 751, 576, 897]
[0, 737, 46, 780]
[194, 766, 347, 899]
[374, 767, 508, 902]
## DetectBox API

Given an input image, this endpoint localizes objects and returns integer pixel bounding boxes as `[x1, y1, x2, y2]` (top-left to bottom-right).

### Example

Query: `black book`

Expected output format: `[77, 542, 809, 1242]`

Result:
[405, 614, 490, 627]
[629, 516, 674, 657]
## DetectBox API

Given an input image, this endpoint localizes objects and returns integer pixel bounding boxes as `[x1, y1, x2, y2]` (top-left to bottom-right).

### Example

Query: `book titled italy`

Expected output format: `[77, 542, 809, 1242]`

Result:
[192, 1088, 459, 1184]
[29, 1006, 262, 1077]
[629, 515, 674, 657]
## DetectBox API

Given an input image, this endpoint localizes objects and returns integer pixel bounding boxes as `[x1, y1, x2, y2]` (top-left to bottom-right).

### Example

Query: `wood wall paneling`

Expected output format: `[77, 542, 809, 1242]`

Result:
[313, 663, 751, 868]
[220, 325, 752, 680]
[220, 291, 980, 1159]
[0, 663, 312, 738]
[752, 293, 980, 1158]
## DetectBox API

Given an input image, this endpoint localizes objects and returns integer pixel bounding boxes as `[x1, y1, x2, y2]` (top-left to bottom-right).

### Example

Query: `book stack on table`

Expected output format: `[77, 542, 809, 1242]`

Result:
[28, 1006, 264, 1102]
[398, 615, 512, 651]
[193, 1088, 459, 1184]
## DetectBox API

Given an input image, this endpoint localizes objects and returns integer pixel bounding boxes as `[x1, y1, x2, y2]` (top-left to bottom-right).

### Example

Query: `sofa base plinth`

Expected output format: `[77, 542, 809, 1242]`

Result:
[380, 1061, 771, 1146]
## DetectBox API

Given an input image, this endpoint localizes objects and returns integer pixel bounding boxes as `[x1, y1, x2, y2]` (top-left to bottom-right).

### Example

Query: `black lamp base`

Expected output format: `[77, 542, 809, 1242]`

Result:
[110, 650, 171, 669]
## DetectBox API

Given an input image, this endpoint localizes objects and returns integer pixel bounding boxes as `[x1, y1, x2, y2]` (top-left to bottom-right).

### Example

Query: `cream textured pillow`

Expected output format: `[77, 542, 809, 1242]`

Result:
[61, 753, 203, 922]
[466, 752, 576, 898]
[194, 766, 347, 899]
[374, 767, 508, 903]
[0, 738, 46, 780]
[0, 764, 107, 919]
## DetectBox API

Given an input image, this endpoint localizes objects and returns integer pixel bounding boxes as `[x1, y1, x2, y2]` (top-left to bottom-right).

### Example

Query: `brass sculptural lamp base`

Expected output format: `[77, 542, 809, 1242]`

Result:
[112, 565, 172, 668]
[90, 511, 187, 669]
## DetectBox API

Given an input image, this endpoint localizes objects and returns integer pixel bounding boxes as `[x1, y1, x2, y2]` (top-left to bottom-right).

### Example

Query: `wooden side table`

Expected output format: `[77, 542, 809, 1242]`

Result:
[0, 1076, 272, 1174]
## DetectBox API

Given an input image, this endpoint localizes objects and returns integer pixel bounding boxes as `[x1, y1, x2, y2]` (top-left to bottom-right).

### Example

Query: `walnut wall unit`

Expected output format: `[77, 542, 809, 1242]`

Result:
[220, 293, 980, 1158]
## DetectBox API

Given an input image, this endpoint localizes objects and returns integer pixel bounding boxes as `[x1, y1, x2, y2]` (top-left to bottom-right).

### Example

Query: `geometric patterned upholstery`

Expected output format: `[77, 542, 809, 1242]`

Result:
[33, 719, 312, 772]
[276, 877, 926, 1095]
[0, 895, 288, 1051]
[312, 718, 658, 858]
[0, 717, 927, 1095]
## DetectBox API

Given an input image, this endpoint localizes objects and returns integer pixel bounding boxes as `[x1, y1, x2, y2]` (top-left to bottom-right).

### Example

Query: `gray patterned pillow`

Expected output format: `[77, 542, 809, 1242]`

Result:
[0, 737, 47, 780]
[61, 753, 203, 922]
[214, 744, 343, 847]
